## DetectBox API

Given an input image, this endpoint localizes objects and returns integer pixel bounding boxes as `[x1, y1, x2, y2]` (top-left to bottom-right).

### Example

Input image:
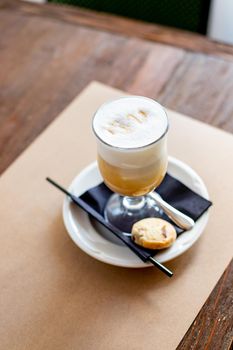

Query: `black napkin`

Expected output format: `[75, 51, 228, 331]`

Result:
[79, 173, 212, 260]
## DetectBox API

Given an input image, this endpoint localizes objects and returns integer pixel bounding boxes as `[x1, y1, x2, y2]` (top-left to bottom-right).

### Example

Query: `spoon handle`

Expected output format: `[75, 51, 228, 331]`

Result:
[150, 193, 195, 230]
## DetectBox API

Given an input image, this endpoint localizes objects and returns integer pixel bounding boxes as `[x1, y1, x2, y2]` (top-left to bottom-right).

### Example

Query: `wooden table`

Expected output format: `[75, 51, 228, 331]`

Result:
[1, 1, 232, 348]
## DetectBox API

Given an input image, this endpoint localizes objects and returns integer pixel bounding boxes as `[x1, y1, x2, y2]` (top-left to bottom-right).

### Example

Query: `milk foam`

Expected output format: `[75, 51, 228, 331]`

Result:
[93, 97, 168, 148]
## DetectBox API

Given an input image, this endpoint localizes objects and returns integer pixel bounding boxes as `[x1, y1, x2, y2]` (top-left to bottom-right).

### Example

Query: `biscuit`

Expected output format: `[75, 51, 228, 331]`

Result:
[131, 218, 177, 250]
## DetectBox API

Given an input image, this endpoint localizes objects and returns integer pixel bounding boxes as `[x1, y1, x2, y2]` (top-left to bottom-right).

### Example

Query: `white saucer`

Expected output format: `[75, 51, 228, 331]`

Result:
[63, 157, 209, 268]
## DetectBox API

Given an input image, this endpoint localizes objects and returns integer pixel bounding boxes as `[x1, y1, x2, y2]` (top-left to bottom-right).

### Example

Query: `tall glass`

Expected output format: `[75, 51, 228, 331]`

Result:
[92, 97, 169, 233]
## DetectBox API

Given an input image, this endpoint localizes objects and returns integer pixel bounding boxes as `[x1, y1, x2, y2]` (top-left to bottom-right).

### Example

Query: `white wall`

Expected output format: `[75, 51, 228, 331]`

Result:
[208, 0, 233, 45]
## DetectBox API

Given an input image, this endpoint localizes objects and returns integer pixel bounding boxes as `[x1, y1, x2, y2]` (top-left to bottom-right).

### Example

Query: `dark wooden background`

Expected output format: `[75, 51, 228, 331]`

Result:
[0, 1, 232, 348]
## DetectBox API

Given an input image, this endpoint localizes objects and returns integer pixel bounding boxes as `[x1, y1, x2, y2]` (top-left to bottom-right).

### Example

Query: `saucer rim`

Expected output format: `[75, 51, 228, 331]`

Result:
[63, 157, 209, 268]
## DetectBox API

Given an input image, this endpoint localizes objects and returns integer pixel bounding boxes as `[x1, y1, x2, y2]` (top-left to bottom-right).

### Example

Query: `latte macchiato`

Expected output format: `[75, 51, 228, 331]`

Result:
[93, 97, 168, 196]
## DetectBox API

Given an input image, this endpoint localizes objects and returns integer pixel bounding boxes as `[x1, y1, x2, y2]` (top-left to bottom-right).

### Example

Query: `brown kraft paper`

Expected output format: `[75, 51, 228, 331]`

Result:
[0, 82, 233, 350]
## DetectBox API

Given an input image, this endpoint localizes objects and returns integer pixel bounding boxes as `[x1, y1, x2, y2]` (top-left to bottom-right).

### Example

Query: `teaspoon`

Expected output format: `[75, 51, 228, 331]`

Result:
[149, 192, 195, 230]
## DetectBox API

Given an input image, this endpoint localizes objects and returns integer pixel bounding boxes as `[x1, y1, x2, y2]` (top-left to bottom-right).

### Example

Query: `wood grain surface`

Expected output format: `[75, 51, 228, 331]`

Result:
[2, 0, 233, 61]
[0, 1, 232, 349]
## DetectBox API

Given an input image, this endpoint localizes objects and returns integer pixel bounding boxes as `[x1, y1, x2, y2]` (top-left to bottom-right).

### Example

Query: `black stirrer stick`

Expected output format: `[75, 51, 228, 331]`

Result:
[46, 177, 173, 277]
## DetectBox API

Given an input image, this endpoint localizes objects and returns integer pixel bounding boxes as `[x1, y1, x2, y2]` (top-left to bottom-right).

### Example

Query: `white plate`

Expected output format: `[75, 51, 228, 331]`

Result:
[63, 157, 209, 268]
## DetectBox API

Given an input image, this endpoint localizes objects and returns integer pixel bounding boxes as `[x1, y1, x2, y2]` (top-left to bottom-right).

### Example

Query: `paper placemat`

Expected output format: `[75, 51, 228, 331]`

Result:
[0, 82, 232, 350]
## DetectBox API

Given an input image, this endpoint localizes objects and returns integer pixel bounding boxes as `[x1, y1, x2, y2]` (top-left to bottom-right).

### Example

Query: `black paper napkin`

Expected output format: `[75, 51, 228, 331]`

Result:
[79, 173, 212, 260]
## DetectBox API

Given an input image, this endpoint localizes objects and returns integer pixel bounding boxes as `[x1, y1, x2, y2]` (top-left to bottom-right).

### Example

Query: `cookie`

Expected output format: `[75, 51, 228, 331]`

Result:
[131, 218, 177, 250]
